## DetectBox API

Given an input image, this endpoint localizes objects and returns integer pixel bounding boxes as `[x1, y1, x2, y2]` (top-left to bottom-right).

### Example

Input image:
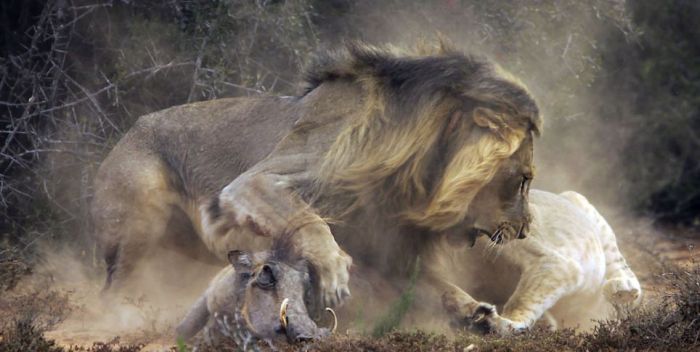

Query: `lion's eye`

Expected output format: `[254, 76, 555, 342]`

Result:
[520, 175, 530, 194]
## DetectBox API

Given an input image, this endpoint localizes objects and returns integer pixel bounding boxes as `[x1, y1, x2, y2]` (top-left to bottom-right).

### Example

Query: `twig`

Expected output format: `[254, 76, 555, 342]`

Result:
[187, 37, 208, 103]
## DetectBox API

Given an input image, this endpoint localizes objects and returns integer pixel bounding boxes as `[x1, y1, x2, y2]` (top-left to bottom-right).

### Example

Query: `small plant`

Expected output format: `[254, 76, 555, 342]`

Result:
[176, 337, 188, 352]
[0, 242, 31, 291]
[371, 258, 421, 337]
[121, 295, 165, 340]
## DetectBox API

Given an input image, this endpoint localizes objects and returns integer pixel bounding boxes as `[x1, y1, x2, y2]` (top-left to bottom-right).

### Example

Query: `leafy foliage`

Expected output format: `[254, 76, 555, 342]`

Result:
[612, 1, 700, 226]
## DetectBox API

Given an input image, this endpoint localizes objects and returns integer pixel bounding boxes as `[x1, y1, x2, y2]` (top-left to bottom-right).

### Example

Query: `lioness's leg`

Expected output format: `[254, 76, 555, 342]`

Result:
[474, 259, 582, 335]
[426, 260, 512, 335]
[559, 191, 641, 305]
[421, 238, 485, 330]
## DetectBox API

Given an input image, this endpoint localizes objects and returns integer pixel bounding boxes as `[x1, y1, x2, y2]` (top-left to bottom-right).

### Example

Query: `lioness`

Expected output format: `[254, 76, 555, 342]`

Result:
[439, 190, 642, 335]
[92, 42, 541, 309]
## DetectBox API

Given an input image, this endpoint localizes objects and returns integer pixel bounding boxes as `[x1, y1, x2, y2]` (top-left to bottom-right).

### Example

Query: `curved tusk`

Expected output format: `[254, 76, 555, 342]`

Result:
[324, 307, 337, 333]
[279, 298, 289, 330]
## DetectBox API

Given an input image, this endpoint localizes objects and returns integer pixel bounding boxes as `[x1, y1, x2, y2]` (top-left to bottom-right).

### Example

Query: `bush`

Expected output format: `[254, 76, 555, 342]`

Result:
[0, 318, 63, 352]
[0, 0, 318, 260]
[590, 0, 700, 228]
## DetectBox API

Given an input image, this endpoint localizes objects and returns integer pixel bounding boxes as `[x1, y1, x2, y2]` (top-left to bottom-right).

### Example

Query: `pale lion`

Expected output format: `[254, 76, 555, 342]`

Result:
[438, 190, 642, 335]
[91, 42, 541, 309]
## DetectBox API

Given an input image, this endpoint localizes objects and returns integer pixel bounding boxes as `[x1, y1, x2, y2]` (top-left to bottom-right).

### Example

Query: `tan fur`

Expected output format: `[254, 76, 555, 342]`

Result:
[91, 42, 541, 314]
[406, 127, 526, 230]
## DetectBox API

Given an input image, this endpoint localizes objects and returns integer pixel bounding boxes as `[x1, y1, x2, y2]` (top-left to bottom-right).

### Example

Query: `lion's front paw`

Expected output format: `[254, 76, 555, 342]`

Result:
[291, 221, 353, 308]
[315, 248, 352, 308]
[453, 302, 527, 336]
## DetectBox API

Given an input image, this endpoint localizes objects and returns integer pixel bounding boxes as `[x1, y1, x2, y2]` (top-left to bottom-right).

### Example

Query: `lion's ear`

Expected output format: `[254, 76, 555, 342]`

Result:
[228, 250, 252, 271]
[472, 107, 508, 136]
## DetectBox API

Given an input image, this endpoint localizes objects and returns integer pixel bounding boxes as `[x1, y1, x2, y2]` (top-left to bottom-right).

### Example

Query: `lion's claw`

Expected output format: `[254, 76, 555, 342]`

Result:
[316, 248, 352, 308]
[454, 302, 527, 336]
[472, 303, 496, 323]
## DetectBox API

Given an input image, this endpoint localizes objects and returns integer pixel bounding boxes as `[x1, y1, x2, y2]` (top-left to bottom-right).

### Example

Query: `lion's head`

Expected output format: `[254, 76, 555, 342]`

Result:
[303, 42, 541, 240]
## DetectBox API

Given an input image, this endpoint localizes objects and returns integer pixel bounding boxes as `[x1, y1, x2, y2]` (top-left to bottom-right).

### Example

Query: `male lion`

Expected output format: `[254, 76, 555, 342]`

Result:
[91, 43, 541, 309]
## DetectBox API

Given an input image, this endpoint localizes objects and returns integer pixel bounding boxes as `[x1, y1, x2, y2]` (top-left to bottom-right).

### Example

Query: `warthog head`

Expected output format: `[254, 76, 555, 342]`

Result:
[227, 247, 336, 343]
[177, 237, 337, 347]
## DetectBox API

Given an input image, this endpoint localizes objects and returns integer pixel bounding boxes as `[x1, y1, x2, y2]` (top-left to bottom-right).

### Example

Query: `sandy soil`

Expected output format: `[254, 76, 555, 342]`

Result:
[20, 218, 700, 351]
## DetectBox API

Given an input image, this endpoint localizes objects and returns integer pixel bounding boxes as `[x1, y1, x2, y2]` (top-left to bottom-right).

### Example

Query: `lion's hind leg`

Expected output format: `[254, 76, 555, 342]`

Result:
[534, 311, 558, 331]
[97, 200, 176, 296]
[92, 155, 183, 295]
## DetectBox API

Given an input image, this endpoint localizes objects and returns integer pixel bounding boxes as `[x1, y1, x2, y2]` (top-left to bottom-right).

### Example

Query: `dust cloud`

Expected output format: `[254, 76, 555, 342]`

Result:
[13, 0, 683, 348]
[31, 246, 222, 346]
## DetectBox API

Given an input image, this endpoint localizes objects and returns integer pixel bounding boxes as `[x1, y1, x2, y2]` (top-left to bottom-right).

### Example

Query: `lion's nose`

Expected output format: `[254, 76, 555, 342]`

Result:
[517, 222, 529, 239]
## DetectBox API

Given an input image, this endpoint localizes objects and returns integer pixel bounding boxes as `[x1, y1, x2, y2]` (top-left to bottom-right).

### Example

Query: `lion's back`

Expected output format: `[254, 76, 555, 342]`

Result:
[97, 96, 302, 199]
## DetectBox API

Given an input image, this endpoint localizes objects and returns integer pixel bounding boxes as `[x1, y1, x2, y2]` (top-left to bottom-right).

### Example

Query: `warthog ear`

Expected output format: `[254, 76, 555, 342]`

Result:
[228, 250, 252, 271]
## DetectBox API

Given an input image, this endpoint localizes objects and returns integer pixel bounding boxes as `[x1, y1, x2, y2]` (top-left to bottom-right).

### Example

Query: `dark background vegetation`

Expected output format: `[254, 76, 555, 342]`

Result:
[0, 0, 698, 310]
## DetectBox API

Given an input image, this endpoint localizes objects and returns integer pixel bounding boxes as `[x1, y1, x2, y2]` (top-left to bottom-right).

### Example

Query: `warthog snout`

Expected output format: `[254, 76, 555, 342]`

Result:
[279, 298, 336, 342]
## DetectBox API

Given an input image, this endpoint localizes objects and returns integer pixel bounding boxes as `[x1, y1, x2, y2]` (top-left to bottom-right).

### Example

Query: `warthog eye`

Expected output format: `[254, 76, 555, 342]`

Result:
[256, 264, 276, 289]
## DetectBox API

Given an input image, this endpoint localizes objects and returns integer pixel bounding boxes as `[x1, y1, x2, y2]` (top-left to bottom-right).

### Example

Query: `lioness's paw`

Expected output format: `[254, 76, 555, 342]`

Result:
[453, 302, 527, 336]
[316, 249, 352, 308]
[603, 277, 642, 305]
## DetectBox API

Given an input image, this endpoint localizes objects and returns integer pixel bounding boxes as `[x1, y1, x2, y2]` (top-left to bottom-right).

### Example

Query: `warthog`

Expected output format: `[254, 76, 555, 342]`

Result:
[176, 239, 336, 347]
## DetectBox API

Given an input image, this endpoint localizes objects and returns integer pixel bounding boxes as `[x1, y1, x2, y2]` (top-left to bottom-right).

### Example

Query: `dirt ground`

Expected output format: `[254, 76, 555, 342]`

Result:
[5, 216, 699, 352]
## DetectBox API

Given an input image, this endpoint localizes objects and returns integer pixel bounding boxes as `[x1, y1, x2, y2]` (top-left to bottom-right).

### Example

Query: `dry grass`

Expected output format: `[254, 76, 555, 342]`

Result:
[52, 262, 692, 352]
[2, 234, 697, 352]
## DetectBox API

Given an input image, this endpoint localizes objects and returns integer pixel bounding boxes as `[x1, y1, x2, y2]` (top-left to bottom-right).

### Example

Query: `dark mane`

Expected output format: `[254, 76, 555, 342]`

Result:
[302, 42, 541, 133]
